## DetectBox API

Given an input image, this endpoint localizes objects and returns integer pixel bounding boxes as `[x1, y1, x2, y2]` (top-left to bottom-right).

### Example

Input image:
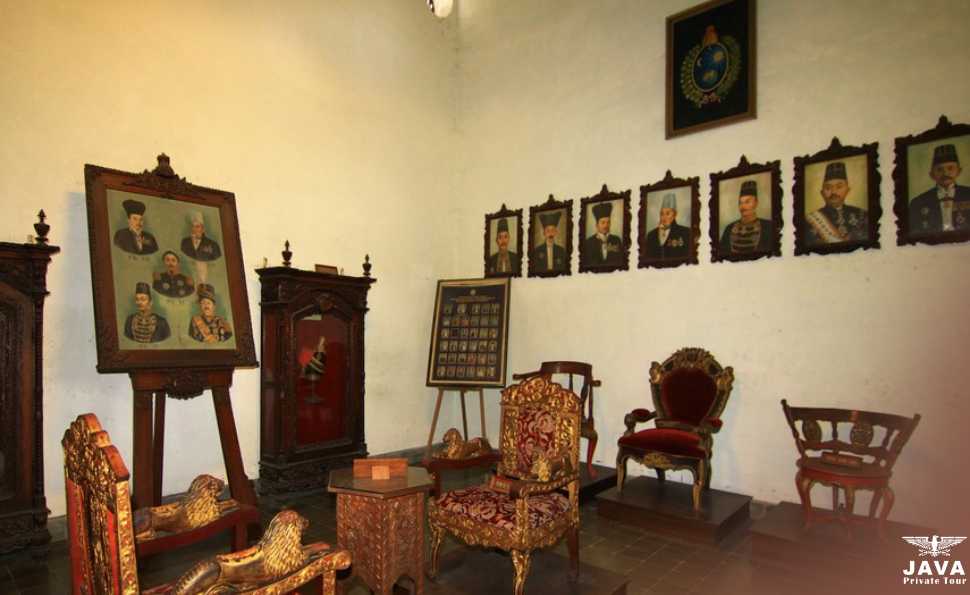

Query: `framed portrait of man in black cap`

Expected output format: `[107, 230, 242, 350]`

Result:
[893, 116, 970, 247]
[578, 184, 631, 274]
[84, 154, 257, 372]
[793, 137, 881, 256]
[639, 170, 701, 269]
[484, 204, 523, 278]
[527, 194, 573, 278]
[709, 155, 782, 263]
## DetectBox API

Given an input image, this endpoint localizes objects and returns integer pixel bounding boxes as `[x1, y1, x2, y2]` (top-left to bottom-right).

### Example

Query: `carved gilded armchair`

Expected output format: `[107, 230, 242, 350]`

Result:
[62, 413, 351, 594]
[428, 376, 581, 595]
[616, 348, 734, 512]
[781, 400, 921, 539]
[512, 361, 600, 478]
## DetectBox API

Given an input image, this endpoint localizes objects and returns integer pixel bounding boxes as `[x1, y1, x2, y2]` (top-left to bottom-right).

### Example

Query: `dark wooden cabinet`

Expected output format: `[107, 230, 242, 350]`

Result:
[256, 261, 375, 494]
[0, 213, 59, 554]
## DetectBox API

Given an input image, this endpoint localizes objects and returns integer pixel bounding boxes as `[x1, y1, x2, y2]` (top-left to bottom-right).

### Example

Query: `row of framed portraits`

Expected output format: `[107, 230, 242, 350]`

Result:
[484, 116, 970, 277]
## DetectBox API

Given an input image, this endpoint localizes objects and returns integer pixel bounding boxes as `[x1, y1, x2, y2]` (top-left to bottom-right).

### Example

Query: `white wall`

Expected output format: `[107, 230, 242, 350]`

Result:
[0, 0, 460, 516]
[454, 0, 970, 528]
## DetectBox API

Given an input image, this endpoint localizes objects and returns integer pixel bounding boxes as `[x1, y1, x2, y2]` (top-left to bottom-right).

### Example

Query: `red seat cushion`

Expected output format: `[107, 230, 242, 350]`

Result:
[434, 486, 570, 531]
[798, 457, 891, 481]
[617, 428, 706, 458]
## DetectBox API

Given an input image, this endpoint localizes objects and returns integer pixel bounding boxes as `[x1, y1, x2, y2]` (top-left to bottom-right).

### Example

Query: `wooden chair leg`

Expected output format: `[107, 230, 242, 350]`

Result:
[878, 487, 895, 541]
[428, 524, 444, 579]
[585, 432, 598, 479]
[232, 522, 247, 551]
[511, 550, 533, 595]
[567, 525, 579, 582]
[691, 464, 704, 513]
[795, 470, 814, 530]
[831, 485, 839, 513]
[656, 469, 666, 482]
[842, 486, 856, 540]
[868, 489, 883, 520]
[616, 453, 628, 493]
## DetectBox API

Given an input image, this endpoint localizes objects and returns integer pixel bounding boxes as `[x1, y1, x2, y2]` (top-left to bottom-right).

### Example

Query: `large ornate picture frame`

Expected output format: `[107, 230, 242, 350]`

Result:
[666, 0, 756, 139]
[709, 155, 782, 263]
[793, 137, 881, 256]
[639, 170, 701, 269]
[893, 115, 970, 246]
[426, 277, 511, 388]
[484, 204, 523, 278]
[578, 184, 631, 274]
[527, 194, 573, 278]
[84, 154, 257, 373]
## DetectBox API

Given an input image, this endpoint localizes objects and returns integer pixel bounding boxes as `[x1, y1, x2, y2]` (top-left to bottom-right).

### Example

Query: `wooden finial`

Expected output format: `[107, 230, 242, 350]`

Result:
[282, 240, 292, 267]
[34, 210, 50, 244]
[153, 153, 176, 178]
[362, 254, 372, 277]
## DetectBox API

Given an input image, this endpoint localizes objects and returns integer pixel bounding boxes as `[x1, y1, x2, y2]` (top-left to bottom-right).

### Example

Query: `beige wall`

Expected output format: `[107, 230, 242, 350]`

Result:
[0, 0, 460, 516]
[454, 0, 970, 528]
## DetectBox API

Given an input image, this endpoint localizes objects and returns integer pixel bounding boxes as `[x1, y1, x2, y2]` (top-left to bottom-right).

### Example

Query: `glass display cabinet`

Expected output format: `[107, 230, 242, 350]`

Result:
[256, 251, 375, 494]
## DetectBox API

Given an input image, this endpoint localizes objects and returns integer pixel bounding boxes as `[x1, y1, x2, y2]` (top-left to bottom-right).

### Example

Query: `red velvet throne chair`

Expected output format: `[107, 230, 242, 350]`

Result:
[616, 348, 734, 512]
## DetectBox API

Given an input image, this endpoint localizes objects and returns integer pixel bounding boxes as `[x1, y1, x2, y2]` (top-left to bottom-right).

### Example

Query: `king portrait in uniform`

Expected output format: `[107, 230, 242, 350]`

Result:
[582, 201, 624, 266]
[113, 199, 158, 255]
[189, 283, 233, 343]
[530, 210, 567, 272]
[181, 211, 222, 261]
[123, 282, 170, 343]
[806, 161, 869, 245]
[719, 179, 774, 255]
[152, 250, 195, 298]
[909, 144, 970, 235]
[644, 193, 690, 259]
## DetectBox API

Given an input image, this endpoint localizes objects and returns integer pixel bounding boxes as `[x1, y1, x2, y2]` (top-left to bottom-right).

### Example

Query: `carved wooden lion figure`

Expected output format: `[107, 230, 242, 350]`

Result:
[134, 474, 229, 538]
[435, 428, 492, 460]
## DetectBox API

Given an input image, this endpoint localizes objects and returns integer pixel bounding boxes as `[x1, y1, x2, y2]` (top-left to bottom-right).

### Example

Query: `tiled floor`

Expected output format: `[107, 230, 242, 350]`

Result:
[0, 472, 857, 595]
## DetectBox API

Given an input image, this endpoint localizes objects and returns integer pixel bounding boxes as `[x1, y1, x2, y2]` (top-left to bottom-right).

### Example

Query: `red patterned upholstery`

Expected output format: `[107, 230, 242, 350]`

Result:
[513, 407, 557, 478]
[434, 486, 570, 532]
[660, 368, 717, 425]
[617, 428, 706, 458]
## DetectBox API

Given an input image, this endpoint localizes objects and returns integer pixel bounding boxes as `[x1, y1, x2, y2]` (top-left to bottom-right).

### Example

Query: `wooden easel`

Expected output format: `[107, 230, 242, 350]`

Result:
[425, 386, 489, 460]
[130, 368, 258, 518]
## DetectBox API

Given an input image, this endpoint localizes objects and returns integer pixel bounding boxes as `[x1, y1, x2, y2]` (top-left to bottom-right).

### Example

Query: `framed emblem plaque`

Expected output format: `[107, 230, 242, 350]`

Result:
[84, 154, 257, 373]
[666, 0, 756, 139]
[426, 277, 511, 388]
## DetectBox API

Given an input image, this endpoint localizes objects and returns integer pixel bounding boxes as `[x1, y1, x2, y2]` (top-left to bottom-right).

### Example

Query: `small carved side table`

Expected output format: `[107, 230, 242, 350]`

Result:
[328, 466, 432, 595]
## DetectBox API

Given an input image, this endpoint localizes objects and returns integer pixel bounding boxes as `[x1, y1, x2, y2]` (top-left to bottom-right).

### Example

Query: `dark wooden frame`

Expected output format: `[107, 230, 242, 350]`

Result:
[527, 194, 573, 278]
[483, 204, 524, 278]
[84, 154, 257, 373]
[709, 155, 782, 263]
[0, 212, 58, 555]
[578, 184, 631, 274]
[666, 0, 757, 139]
[426, 277, 511, 388]
[793, 137, 881, 256]
[638, 170, 701, 269]
[257, 255, 375, 495]
[893, 115, 970, 246]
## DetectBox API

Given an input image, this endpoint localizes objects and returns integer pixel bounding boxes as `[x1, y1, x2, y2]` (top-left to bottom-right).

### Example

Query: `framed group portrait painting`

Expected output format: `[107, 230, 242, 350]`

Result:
[527, 194, 573, 278]
[893, 115, 970, 246]
[84, 154, 257, 373]
[709, 155, 782, 263]
[483, 204, 523, 278]
[638, 170, 701, 268]
[793, 137, 881, 256]
[666, 0, 756, 139]
[578, 184, 631, 274]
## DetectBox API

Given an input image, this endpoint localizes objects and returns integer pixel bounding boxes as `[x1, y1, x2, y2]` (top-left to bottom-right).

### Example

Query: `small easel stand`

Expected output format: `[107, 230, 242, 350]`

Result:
[422, 386, 500, 495]
[130, 368, 261, 544]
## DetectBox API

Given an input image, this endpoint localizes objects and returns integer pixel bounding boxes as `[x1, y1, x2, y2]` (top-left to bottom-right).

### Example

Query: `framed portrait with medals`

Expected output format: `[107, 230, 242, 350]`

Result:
[578, 184, 631, 274]
[666, 0, 756, 139]
[84, 154, 257, 373]
[709, 155, 782, 263]
[527, 194, 573, 278]
[893, 115, 970, 247]
[639, 170, 701, 269]
[484, 204, 523, 278]
[793, 137, 881, 256]
[426, 277, 511, 388]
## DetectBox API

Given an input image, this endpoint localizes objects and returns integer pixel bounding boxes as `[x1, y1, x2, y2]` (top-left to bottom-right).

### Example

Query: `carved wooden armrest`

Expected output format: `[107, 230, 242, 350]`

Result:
[623, 408, 656, 435]
[488, 472, 578, 498]
[511, 370, 542, 380]
[700, 417, 723, 434]
[590, 379, 602, 387]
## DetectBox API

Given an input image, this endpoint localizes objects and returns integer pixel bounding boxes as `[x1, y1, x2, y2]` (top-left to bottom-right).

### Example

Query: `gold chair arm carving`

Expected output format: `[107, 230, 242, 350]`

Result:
[623, 408, 656, 436]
